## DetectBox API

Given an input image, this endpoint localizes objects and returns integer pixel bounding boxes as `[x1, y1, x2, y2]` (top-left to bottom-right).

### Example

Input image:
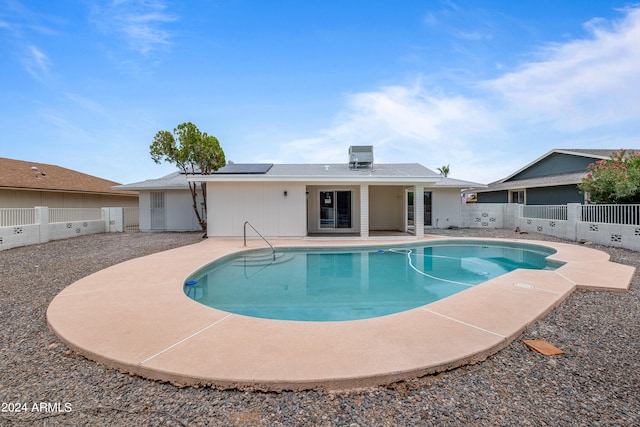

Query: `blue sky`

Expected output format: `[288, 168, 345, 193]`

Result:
[2, 0, 639, 184]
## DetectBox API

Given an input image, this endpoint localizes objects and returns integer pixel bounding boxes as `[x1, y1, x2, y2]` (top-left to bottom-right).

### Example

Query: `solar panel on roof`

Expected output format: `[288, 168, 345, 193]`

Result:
[215, 163, 273, 174]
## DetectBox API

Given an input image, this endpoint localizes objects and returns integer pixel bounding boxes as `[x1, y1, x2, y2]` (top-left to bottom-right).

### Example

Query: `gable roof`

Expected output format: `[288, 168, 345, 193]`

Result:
[555, 149, 621, 158]
[0, 157, 137, 196]
[478, 149, 636, 192]
[479, 171, 587, 191]
[493, 149, 617, 185]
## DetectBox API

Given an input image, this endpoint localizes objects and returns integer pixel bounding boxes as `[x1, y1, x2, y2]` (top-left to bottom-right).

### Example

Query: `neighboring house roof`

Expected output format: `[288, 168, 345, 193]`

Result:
[477, 148, 635, 193]
[495, 149, 616, 184]
[0, 157, 137, 196]
[555, 148, 621, 158]
[478, 171, 586, 191]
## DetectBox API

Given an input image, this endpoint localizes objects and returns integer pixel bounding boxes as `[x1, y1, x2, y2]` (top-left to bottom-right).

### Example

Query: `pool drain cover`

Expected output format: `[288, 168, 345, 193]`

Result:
[513, 282, 535, 289]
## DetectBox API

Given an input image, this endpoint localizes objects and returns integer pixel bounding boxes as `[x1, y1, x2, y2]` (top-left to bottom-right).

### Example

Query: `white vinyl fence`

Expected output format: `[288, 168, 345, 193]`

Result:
[49, 208, 103, 223]
[461, 203, 640, 251]
[581, 204, 640, 225]
[0, 208, 35, 227]
[0, 206, 129, 251]
[522, 205, 568, 221]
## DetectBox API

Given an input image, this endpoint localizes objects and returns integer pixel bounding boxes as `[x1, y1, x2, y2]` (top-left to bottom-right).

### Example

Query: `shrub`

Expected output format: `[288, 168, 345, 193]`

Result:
[579, 150, 640, 204]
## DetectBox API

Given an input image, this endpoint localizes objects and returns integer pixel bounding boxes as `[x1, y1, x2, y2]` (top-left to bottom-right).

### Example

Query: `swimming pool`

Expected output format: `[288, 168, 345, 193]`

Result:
[184, 240, 562, 322]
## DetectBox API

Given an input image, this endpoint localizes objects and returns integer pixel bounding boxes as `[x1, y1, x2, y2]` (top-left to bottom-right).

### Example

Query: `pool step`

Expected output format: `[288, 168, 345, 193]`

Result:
[231, 251, 294, 267]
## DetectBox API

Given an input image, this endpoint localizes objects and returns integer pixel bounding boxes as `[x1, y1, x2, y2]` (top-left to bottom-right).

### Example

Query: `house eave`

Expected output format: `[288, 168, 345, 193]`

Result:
[112, 184, 188, 191]
[188, 175, 444, 185]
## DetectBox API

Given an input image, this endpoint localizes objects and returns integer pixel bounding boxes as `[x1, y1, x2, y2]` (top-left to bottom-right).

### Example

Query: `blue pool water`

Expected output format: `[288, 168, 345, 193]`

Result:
[184, 240, 561, 322]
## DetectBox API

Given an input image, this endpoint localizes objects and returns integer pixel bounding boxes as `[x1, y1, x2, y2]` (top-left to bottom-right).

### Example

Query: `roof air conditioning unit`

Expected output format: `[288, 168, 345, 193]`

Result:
[349, 145, 373, 169]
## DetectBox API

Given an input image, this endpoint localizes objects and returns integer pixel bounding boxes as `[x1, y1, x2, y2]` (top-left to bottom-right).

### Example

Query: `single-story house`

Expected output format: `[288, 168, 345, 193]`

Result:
[191, 146, 484, 238]
[0, 157, 138, 208]
[116, 146, 484, 237]
[475, 149, 635, 205]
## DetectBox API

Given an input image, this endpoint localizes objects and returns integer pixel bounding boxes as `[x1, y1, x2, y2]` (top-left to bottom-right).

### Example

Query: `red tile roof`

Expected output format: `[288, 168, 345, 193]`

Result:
[0, 157, 137, 196]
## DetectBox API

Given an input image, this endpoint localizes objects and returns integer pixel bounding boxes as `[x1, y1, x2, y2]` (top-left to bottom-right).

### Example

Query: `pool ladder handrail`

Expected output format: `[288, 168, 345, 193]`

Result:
[243, 221, 276, 261]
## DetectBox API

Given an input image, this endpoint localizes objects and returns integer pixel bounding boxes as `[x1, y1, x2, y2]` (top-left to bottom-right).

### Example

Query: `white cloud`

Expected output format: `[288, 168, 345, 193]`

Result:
[440, 0, 461, 13]
[91, 0, 177, 55]
[422, 12, 437, 26]
[455, 30, 492, 41]
[276, 82, 502, 179]
[62, 92, 106, 114]
[271, 6, 640, 183]
[484, 6, 640, 131]
[22, 44, 50, 80]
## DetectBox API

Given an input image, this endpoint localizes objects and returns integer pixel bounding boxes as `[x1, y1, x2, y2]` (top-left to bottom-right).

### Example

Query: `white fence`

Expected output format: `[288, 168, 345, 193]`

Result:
[0, 206, 128, 251]
[461, 203, 640, 251]
[581, 204, 640, 225]
[4, 204, 639, 251]
[49, 208, 103, 223]
[522, 205, 568, 221]
[0, 208, 36, 227]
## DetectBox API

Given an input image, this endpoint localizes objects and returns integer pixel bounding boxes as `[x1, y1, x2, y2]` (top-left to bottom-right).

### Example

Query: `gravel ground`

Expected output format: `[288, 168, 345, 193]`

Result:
[0, 229, 638, 426]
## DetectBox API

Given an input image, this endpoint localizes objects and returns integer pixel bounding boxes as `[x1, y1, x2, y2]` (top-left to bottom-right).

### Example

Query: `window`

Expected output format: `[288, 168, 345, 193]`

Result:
[510, 190, 525, 204]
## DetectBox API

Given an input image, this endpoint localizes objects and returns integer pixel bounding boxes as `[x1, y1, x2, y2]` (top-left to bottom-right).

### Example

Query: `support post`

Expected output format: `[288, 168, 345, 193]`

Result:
[35, 206, 49, 244]
[567, 203, 580, 241]
[360, 184, 369, 238]
[415, 185, 424, 238]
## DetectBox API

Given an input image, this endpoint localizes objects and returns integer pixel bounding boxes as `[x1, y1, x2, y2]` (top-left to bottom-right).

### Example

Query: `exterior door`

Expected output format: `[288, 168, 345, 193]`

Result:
[150, 191, 166, 230]
[407, 191, 433, 227]
[320, 191, 351, 229]
[320, 191, 335, 228]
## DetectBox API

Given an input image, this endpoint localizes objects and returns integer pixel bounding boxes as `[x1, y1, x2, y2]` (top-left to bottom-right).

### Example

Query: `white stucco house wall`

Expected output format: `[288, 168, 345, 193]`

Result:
[115, 147, 484, 236]
[191, 148, 484, 239]
[113, 172, 203, 232]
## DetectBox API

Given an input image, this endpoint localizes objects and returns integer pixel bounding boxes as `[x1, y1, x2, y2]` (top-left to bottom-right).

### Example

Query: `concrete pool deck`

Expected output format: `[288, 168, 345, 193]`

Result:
[46, 236, 634, 391]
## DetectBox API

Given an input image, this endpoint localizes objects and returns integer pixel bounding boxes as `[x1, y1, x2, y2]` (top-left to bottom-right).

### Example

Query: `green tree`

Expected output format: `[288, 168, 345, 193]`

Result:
[150, 122, 226, 230]
[579, 150, 640, 204]
[437, 164, 450, 177]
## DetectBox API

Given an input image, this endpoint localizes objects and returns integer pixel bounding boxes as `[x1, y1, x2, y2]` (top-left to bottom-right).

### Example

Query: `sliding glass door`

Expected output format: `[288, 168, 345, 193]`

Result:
[407, 190, 432, 227]
[423, 191, 432, 226]
[320, 191, 352, 229]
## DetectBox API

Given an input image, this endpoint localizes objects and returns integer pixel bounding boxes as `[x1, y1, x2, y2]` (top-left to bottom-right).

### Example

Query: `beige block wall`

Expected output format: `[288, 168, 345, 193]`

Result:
[0, 189, 138, 208]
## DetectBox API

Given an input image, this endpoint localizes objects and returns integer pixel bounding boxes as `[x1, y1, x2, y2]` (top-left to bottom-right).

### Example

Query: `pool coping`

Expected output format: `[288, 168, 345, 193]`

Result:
[46, 236, 635, 391]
